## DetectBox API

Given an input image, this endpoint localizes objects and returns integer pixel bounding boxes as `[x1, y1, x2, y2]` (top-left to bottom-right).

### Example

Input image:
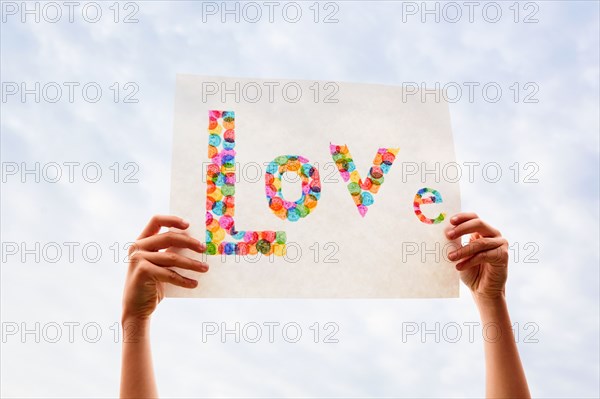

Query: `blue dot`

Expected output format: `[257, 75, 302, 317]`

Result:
[287, 208, 300, 222]
[209, 134, 221, 146]
[266, 162, 278, 174]
[361, 192, 374, 206]
[301, 164, 312, 177]
[224, 243, 235, 255]
[212, 202, 225, 215]
[232, 230, 245, 240]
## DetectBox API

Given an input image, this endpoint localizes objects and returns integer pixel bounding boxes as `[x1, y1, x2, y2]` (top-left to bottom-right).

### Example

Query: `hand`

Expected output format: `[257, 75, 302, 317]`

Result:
[446, 212, 509, 302]
[122, 215, 207, 323]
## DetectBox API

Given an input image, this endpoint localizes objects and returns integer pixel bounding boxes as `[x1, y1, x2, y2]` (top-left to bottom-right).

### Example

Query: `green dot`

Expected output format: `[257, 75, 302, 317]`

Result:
[434, 213, 445, 224]
[275, 156, 288, 165]
[256, 239, 271, 254]
[221, 184, 235, 196]
[348, 182, 361, 195]
[296, 204, 309, 218]
[371, 176, 384, 185]
[275, 231, 287, 244]
[206, 243, 217, 255]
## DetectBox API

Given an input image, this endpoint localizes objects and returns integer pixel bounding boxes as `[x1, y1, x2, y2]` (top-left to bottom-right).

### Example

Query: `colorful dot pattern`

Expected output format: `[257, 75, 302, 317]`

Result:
[265, 155, 321, 221]
[329, 144, 399, 217]
[206, 110, 287, 256]
[413, 187, 446, 224]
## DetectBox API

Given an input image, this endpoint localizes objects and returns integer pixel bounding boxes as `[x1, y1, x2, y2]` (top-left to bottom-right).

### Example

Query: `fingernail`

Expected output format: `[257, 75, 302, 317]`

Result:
[201, 264, 209, 272]
[455, 264, 462, 271]
[447, 230, 455, 238]
[448, 251, 456, 261]
[181, 219, 190, 226]
[451, 216, 458, 223]
[189, 279, 198, 287]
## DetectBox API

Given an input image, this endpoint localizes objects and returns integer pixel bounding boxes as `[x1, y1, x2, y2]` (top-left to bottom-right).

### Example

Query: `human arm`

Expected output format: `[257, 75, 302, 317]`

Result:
[120, 215, 207, 398]
[447, 212, 530, 398]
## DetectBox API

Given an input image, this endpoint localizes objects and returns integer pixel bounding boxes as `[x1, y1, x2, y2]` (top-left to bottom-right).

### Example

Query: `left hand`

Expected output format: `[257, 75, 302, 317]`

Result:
[122, 215, 207, 323]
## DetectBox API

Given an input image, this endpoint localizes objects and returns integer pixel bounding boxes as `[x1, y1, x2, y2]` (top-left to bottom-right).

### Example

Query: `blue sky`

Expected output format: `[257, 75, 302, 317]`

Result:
[1, 1, 599, 397]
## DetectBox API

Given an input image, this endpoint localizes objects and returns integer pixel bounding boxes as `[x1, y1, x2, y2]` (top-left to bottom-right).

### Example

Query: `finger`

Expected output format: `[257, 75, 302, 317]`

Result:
[448, 237, 505, 261]
[449, 212, 479, 226]
[152, 265, 199, 288]
[455, 247, 507, 271]
[446, 218, 500, 239]
[138, 215, 189, 239]
[143, 251, 209, 273]
[469, 233, 482, 243]
[137, 231, 205, 253]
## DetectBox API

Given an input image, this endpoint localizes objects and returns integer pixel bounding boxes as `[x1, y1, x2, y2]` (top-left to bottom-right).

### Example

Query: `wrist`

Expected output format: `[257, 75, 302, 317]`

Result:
[121, 313, 151, 342]
[472, 292, 507, 313]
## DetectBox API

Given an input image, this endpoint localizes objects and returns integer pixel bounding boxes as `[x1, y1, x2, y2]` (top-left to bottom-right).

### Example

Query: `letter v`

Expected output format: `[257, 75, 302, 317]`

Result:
[329, 143, 399, 217]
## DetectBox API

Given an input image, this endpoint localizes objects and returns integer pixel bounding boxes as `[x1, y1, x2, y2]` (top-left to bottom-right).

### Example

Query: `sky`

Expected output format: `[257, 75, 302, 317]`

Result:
[1, 1, 599, 398]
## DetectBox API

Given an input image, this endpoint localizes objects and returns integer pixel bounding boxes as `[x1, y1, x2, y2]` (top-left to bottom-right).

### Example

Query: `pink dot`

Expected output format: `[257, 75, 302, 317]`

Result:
[265, 186, 277, 197]
[219, 215, 234, 230]
[358, 205, 368, 217]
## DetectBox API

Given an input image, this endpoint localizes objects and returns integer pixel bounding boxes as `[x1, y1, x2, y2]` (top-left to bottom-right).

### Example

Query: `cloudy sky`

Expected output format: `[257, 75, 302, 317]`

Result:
[1, 1, 599, 397]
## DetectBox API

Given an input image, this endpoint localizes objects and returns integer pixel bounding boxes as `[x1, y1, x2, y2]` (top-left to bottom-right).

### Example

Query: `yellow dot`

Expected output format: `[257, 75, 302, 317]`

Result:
[273, 244, 286, 257]
[212, 228, 225, 242]
[208, 189, 223, 202]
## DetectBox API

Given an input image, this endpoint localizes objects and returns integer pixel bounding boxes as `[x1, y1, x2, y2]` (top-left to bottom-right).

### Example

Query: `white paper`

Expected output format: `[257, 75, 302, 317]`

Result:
[167, 74, 461, 298]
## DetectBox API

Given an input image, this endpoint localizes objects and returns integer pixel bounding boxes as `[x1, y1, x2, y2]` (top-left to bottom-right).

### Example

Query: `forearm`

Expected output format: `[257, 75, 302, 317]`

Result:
[120, 317, 158, 399]
[475, 295, 530, 399]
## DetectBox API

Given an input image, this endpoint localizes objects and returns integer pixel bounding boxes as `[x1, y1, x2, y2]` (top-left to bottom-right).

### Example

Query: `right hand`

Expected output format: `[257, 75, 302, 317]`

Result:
[446, 212, 509, 302]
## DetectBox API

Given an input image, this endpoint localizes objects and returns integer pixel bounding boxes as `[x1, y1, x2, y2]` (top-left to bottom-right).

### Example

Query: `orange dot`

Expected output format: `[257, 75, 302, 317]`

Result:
[207, 219, 220, 232]
[287, 160, 301, 172]
[305, 196, 317, 209]
[207, 181, 216, 194]
[275, 207, 287, 220]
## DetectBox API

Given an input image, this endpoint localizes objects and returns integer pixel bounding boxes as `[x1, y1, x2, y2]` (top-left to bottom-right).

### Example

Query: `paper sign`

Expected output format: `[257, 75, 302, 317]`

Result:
[167, 74, 461, 298]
